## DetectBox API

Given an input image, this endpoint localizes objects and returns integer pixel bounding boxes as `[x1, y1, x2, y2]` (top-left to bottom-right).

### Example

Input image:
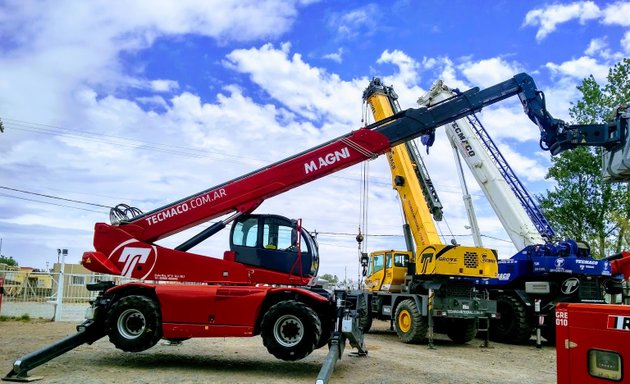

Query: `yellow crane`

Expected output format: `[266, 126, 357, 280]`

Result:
[360, 78, 498, 344]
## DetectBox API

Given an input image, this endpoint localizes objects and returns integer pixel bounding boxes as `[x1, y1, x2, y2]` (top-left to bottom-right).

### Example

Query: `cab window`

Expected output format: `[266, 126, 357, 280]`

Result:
[232, 217, 258, 247]
[394, 253, 409, 267]
[372, 254, 384, 273]
[262, 217, 307, 252]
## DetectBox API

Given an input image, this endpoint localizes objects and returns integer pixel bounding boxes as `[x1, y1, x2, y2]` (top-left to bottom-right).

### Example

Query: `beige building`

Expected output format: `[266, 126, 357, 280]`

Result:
[0, 264, 54, 300]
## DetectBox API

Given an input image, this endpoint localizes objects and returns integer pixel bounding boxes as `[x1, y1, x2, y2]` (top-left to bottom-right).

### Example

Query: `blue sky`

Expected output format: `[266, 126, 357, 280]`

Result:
[0, 0, 629, 280]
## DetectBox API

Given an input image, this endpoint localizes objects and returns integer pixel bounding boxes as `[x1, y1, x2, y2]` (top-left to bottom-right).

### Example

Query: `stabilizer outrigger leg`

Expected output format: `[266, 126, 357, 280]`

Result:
[315, 291, 368, 384]
[2, 320, 105, 382]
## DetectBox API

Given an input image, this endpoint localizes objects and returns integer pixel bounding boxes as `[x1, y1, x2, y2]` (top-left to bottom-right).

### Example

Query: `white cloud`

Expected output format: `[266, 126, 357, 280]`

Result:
[423, 57, 469, 91]
[224, 43, 364, 126]
[623, 31, 630, 53]
[583, 36, 625, 61]
[136, 95, 169, 108]
[585, 37, 607, 55]
[0, 0, 309, 116]
[328, 4, 380, 39]
[150, 79, 179, 92]
[477, 106, 542, 143]
[459, 57, 524, 88]
[545, 56, 610, 82]
[376, 49, 420, 86]
[537, 75, 582, 122]
[322, 48, 344, 63]
[601, 1, 630, 26]
[523, 1, 601, 41]
[496, 142, 548, 182]
[524, 1, 630, 46]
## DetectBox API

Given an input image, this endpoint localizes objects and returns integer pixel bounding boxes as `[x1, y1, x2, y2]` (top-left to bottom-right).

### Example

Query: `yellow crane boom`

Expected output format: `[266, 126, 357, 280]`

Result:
[362, 78, 498, 289]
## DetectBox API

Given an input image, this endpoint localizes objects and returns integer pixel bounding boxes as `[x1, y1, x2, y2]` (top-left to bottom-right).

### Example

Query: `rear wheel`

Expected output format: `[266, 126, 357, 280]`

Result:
[491, 294, 532, 344]
[261, 300, 321, 361]
[394, 299, 427, 344]
[106, 295, 162, 352]
[446, 318, 478, 344]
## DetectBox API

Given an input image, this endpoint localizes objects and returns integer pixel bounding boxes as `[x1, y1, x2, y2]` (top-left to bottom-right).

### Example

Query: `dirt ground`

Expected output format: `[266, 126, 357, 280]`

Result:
[0, 319, 556, 384]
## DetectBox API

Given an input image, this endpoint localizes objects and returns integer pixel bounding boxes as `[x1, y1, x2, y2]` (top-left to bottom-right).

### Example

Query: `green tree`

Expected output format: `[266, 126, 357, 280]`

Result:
[538, 58, 630, 258]
[0, 255, 18, 267]
[319, 273, 339, 286]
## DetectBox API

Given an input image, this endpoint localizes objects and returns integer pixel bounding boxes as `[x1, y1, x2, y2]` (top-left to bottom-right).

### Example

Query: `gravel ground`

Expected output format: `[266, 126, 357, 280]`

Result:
[0, 318, 556, 384]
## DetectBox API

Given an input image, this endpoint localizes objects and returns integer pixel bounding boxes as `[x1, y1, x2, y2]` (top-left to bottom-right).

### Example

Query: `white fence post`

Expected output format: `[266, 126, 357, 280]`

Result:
[53, 249, 67, 321]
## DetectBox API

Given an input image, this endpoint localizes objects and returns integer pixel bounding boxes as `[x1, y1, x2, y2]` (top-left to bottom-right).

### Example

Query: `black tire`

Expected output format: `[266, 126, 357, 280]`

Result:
[491, 294, 532, 344]
[315, 315, 335, 349]
[358, 295, 373, 333]
[261, 300, 321, 361]
[445, 318, 478, 344]
[359, 313, 373, 333]
[105, 295, 162, 352]
[394, 299, 427, 344]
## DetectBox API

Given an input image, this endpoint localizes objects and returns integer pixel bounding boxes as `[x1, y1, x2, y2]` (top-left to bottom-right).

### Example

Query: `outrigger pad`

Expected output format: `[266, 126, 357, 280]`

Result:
[2, 374, 44, 382]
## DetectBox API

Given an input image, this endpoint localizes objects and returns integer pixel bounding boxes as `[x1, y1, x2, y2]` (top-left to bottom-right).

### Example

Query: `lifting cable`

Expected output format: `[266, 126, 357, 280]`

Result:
[357, 149, 370, 285]
[435, 215, 459, 246]
[359, 161, 369, 252]
[357, 104, 372, 283]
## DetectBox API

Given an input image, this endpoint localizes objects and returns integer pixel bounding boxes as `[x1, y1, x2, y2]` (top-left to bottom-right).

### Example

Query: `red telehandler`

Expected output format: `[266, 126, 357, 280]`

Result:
[4, 73, 628, 382]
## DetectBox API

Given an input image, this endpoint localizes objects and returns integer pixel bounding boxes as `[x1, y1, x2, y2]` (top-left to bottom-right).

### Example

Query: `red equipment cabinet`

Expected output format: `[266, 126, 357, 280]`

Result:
[556, 303, 630, 383]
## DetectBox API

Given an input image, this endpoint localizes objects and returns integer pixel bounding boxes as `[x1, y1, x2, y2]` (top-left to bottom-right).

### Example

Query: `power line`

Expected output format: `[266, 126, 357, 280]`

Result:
[2, 118, 493, 228]
[0, 192, 106, 213]
[316, 231, 507, 240]
[317, 231, 402, 238]
[480, 234, 514, 243]
[3, 117, 264, 162]
[5, 117, 487, 196]
[0, 185, 112, 208]
[0, 187, 513, 242]
[2, 117, 392, 187]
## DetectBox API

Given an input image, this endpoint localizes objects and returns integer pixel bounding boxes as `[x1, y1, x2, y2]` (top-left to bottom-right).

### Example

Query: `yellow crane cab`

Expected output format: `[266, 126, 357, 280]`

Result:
[365, 250, 410, 293]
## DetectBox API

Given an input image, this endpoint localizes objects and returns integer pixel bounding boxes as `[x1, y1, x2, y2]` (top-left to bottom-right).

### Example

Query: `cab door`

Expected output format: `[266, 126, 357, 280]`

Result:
[365, 252, 386, 291]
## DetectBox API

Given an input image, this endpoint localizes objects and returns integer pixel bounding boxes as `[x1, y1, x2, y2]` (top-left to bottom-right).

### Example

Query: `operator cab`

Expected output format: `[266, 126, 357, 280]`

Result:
[229, 214, 319, 278]
[365, 251, 410, 292]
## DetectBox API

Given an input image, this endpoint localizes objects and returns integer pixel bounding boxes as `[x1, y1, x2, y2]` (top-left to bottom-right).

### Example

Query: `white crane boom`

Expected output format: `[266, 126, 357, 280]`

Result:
[418, 81, 545, 251]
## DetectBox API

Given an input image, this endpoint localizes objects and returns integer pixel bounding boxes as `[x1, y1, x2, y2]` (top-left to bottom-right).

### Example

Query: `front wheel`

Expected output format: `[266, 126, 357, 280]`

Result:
[261, 300, 321, 361]
[394, 299, 427, 344]
[105, 295, 162, 352]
